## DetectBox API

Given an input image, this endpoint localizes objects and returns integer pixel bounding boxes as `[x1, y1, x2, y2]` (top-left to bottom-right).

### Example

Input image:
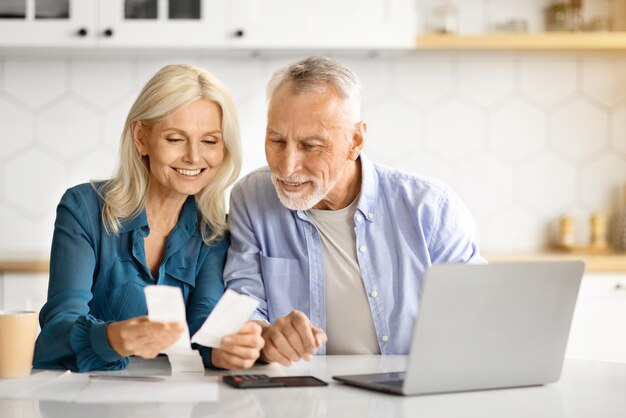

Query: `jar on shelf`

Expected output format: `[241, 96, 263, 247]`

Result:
[613, 185, 626, 251]
[558, 215, 576, 249]
[545, 1, 569, 31]
[430, 0, 459, 34]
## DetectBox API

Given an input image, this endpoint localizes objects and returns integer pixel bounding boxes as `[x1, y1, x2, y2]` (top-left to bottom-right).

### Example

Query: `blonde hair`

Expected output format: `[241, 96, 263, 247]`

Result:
[99, 64, 242, 243]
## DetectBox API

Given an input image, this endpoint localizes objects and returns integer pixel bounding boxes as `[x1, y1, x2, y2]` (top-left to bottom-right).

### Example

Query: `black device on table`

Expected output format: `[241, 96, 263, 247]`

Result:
[223, 374, 327, 389]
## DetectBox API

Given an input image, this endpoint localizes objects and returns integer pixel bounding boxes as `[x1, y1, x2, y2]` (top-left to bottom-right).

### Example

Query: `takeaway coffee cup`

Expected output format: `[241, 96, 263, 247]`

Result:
[0, 311, 38, 378]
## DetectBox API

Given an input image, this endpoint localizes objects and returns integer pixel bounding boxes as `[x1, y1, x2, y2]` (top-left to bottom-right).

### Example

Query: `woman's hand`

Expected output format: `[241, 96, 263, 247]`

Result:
[106, 316, 185, 358]
[211, 321, 265, 370]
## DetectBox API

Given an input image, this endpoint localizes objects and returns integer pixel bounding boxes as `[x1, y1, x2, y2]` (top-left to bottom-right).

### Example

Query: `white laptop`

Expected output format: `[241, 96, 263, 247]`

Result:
[333, 261, 585, 396]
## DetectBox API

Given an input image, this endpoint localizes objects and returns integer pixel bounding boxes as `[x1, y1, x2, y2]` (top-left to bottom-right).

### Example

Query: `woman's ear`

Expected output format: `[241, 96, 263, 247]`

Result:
[131, 120, 147, 156]
[348, 121, 366, 160]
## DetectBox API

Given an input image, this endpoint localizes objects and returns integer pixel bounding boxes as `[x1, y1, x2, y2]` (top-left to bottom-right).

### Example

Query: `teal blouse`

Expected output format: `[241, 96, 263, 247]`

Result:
[33, 183, 227, 371]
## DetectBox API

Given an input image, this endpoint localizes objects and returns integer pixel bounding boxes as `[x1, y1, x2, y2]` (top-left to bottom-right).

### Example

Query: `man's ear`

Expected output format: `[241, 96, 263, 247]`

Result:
[348, 121, 366, 160]
[131, 120, 147, 156]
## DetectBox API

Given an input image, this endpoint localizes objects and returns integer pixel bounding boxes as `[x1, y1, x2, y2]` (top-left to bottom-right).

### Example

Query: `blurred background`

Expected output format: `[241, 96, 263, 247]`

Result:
[0, 0, 625, 362]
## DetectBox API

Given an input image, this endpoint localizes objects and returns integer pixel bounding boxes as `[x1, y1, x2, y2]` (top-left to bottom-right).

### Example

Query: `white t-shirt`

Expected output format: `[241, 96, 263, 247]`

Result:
[306, 199, 380, 355]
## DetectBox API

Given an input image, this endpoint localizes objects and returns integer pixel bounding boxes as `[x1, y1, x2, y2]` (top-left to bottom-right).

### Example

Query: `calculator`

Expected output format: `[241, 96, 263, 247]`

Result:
[223, 374, 328, 389]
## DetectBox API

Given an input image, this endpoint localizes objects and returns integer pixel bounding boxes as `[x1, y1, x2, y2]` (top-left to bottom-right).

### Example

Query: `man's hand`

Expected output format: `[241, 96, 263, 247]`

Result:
[258, 310, 327, 366]
[106, 316, 185, 358]
[211, 321, 264, 370]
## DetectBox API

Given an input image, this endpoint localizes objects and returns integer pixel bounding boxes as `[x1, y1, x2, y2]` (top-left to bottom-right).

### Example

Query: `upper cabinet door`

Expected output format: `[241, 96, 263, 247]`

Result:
[0, 0, 97, 47]
[228, 0, 416, 49]
[97, 0, 226, 48]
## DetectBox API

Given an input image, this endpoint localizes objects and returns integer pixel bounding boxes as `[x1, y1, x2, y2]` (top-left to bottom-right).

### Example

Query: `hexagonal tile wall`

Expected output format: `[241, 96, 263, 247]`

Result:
[549, 98, 608, 162]
[580, 154, 626, 212]
[0, 98, 34, 159]
[202, 57, 264, 103]
[4, 58, 66, 109]
[425, 98, 483, 161]
[37, 98, 99, 159]
[519, 153, 576, 217]
[237, 93, 269, 176]
[0, 205, 55, 253]
[581, 57, 626, 107]
[394, 55, 453, 108]
[613, 105, 626, 156]
[1, 50, 626, 253]
[70, 59, 134, 110]
[456, 153, 514, 220]
[394, 149, 458, 190]
[102, 96, 135, 151]
[488, 97, 545, 162]
[341, 55, 391, 105]
[457, 55, 515, 107]
[482, 208, 549, 252]
[519, 57, 577, 107]
[3, 148, 67, 217]
[69, 146, 118, 187]
[362, 97, 423, 165]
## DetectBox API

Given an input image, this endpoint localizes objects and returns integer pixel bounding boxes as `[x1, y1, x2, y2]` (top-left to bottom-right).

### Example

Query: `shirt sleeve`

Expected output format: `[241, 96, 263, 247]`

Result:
[187, 235, 229, 369]
[428, 188, 486, 265]
[222, 184, 270, 323]
[33, 187, 128, 371]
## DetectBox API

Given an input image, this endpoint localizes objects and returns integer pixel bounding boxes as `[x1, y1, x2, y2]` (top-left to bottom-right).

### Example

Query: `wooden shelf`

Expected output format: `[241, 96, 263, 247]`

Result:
[415, 33, 626, 50]
[485, 251, 626, 273]
[0, 259, 49, 273]
[2, 252, 626, 274]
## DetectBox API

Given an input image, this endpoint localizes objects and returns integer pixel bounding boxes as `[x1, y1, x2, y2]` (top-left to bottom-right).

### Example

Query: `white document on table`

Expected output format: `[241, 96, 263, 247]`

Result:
[12, 371, 218, 403]
[191, 289, 259, 348]
[144, 285, 205, 373]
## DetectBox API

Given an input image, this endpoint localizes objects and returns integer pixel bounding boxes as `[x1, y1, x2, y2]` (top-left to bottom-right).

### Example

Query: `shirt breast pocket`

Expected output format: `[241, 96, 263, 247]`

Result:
[259, 254, 305, 321]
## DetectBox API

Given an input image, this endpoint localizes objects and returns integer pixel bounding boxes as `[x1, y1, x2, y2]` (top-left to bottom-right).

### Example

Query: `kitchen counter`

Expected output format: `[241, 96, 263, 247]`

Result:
[2, 356, 626, 418]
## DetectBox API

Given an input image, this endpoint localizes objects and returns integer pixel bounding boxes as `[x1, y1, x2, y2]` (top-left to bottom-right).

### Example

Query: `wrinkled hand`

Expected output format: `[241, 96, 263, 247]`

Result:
[260, 310, 327, 367]
[211, 321, 264, 370]
[106, 316, 185, 359]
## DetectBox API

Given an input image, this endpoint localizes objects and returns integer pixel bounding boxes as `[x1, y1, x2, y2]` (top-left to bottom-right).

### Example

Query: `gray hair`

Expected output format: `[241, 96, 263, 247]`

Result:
[266, 56, 362, 124]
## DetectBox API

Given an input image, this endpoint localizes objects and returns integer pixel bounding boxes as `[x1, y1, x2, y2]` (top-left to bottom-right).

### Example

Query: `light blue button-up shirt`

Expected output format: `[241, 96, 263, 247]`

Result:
[224, 154, 484, 355]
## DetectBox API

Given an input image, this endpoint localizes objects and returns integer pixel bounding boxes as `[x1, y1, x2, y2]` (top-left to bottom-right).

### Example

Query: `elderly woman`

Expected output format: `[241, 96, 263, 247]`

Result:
[33, 64, 263, 371]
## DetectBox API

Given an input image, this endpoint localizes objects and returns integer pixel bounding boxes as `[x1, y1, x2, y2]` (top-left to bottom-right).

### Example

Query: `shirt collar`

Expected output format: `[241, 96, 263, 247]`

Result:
[118, 195, 199, 233]
[355, 153, 379, 223]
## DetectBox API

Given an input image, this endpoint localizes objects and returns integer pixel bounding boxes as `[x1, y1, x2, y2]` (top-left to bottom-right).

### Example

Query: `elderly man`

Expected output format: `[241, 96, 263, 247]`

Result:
[224, 56, 484, 367]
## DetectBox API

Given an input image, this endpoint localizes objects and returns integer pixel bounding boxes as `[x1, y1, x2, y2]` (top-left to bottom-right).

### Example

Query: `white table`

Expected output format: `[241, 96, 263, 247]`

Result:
[1, 355, 626, 418]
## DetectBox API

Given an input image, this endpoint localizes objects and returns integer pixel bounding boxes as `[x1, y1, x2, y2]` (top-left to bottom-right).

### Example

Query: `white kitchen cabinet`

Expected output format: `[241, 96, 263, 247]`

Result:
[97, 0, 226, 48]
[566, 273, 626, 363]
[0, 0, 97, 47]
[0, 0, 227, 48]
[229, 0, 416, 49]
[0, 0, 416, 49]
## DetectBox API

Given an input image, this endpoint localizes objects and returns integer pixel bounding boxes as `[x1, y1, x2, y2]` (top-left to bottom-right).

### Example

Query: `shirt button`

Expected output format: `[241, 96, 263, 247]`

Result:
[367, 212, 374, 221]
[381, 335, 389, 342]
[359, 245, 367, 253]
[370, 290, 378, 298]
[355, 214, 363, 223]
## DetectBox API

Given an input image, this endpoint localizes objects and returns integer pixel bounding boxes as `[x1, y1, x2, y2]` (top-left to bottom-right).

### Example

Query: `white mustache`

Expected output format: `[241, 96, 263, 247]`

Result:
[272, 174, 318, 186]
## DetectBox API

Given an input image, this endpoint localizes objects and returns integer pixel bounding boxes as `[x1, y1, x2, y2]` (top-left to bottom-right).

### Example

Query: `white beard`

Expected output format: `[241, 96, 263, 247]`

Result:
[270, 169, 344, 211]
